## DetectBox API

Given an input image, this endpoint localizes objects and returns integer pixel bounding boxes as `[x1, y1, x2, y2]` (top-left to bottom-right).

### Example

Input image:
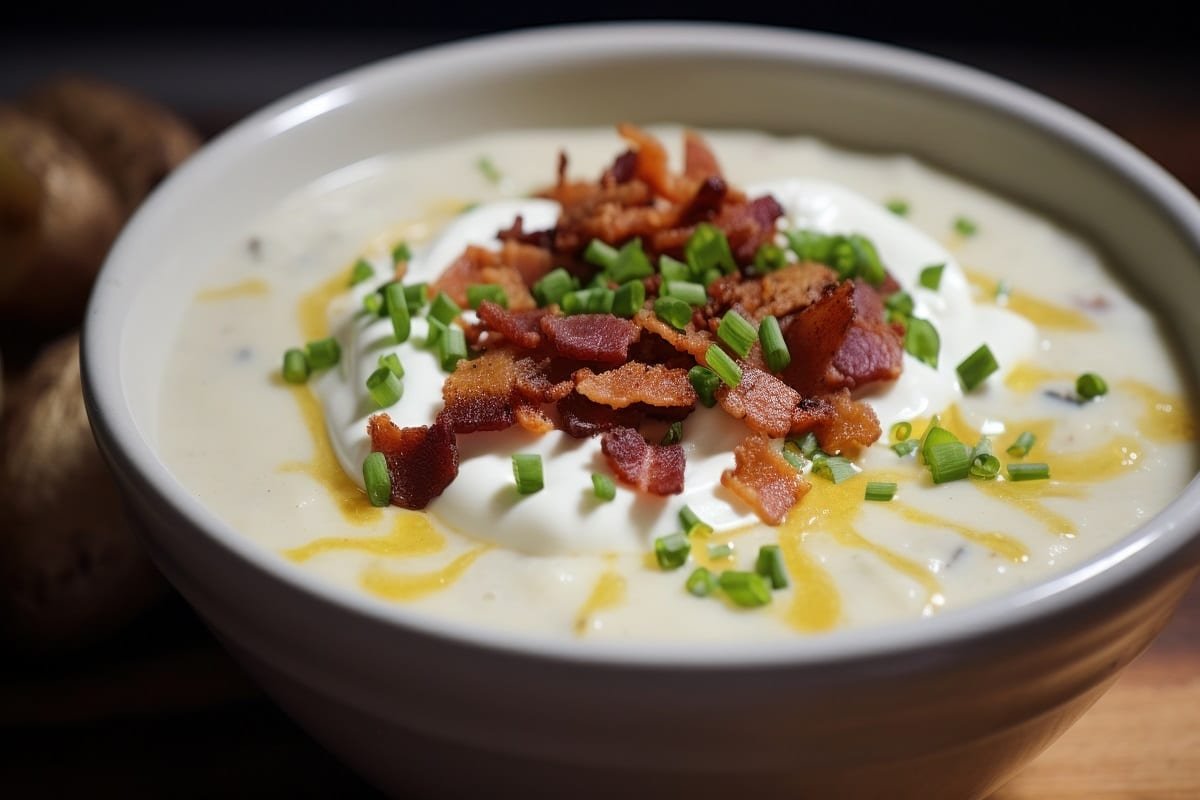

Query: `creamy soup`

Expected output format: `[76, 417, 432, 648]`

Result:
[160, 128, 1197, 641]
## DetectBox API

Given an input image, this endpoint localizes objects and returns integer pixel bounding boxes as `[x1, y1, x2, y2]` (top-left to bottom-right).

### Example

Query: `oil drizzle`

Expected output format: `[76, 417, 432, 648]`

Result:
[284, 511, 444, 563]
[361, 546, 490, 602]
[887, 502, 1029, 562]
[573, 560, 628, 636]
[965, 270, 1096, 331]
[1119, 380, 1196, 443]
[196, 277, 270, 302]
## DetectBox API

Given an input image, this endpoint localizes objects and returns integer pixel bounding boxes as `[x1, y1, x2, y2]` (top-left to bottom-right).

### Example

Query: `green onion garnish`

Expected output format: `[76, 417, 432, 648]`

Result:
[403, 283, 429, 314]
[688, 365, 721, 408]
[956, 344, 999, 391]
[812, 454, 856, 484]
[366, 366, 403, 407]
[612, 280, 646, 318]
[865, 481, 898, 502]
[686, 567, 717, 598]
[754, 544, 788, 589]
[658, 255, 692, 282]
[654, 532, 691, 571]
[363, 292, 384, 316]
[654, 296, 693, 331]
[466, 283, 507, 309]
[699, 267, 722, 287]
[1007, 462, 1050, 482]
[282, 348, 310, 384]
[532, 268, 576, 307]
[306, 337, 341, 370]
[511, 454, 544, 494]
[717, 310, 757, 359]
[685, 223, 737, 275]
[587, 272, 610, 290]
[927, 442, 971, 484]
[885, 198, 910, 216]
[780, 444, 806, 471]
[586, 287, 615, 314]
[560, 290, 589, 315]
[384, 283, 411, 343]
[609, 238, 654, 283]
[425, 317, 447, 349]
[391, 242, 411, 265]
[476, 156, 502, 184]
[1006, 431, 1037, 458]
[708, 543, 734, 560]
[591, 472, 616, 501]
[954, 216, 978, 236]
[661, 421, 683, 445]
[970, 453, 1001, 480]
[794, 432, 821, 458]
[758, 315, 790, 372]
[1076, 372, 1108, 400]
[892, 440, 919, 457]
[662, 280, 708, 307]
[753, 242, 788, 273]
[583, 239, 619, 271]
[378, 352, 405, 379]
[904, 317, 940, 368]
[848, 234, 886, 286]
[429, 292, 462, 325]
[920, 426, 960, 463]
[786, 229, 835, 265]
[349, 258, 375, 287]
[885, 290, 915, 319]
[718, 571, 772, 608]
[439, 326, 468, 372]
[918, 263, 946, 291]
[891, 421, 913, 442]
[704, 345, 742, 389]
[362, 452, 391, 507]
[679, 505, 703, 532]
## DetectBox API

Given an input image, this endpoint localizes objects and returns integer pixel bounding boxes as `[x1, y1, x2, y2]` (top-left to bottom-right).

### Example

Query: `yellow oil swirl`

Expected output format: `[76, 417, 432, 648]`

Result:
[284, 511, 444, 562]
[974, 480, 1084, 536]
[360, 546, 491, 602]
[964, 270, 1096, 331]
[1004, 362, 1072, 393]
[1119, 380, 1196, 443]
[195, 276, 271, 302]
[573, 561, 628, 636]
[298, 265, 354, 342]
[887, 502, 1029, 563]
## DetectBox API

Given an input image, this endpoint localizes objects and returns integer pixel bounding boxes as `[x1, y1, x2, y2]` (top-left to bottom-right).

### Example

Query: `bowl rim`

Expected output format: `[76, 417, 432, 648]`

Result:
[83, 21, 1200, 669]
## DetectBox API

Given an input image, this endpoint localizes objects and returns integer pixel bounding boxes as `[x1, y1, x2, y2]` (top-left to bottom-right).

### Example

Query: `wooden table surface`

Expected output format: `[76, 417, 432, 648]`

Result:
[1, 35, 1197, 798]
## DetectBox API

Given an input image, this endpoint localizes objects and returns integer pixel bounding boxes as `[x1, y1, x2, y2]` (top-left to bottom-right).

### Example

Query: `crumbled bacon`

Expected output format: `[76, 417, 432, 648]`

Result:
[438, 349, 520, 433]
[476, 301, 549, 350]
[683, 129, 722, 182]
[574, 362, 696, 410]
[830, 281, 904, 389]
[601, 426, 686, 495]
[540, 314, 640, 363]
[367, 415, 459, 510]
[809, 389, 882, 456]
[717, 365, 802, 439]
[708, 262, 837, 322]
[721, 434, 810, 525]
[557, 392, 643, 438]
[779, 280, 857, 395]
[633, 308, 712, 358]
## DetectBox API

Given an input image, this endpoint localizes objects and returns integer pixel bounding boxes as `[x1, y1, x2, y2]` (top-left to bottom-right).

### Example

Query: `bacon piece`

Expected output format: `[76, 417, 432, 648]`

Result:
[480, 265, 537, 311]
[811, 389, 882, 456]
[500, 240, 554, 287]
[677, 176, 728, 227]
[717, 365, 801, 439]
[367, 415, 459, 510]
[540, 313, 640, 363]
[476, 301, 550, 351]
[683, 130, 722, 182]
[557, 393, 643, 438]
[496, 215, 554, 250]
[514, 398, 555, 434]
[618, 122, 684, 201]
[708, 263, 838, 321]
[721, 434, 810, 525]
[601, 426, 686, 495]
[714, 194, 785, 264]
[633, 308, 712, 358]
[831, 281, 903, 388]
[790, 395, 837, 435]
[603, 150, 637, 185]
[433, 245, 497, 308]
[573, 362, 696, 410]
[514, 357, 574, 403]
[779, 280, 857, 395]
[438, 349, 519, 433]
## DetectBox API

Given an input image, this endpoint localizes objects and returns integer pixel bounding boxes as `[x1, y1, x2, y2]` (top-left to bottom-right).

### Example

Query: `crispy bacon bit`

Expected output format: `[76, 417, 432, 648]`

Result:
[557, 393, 643, 438]
[812, 389, 882, 456]
[780, 280, 857, 395]
[496, 215, 554, 250]
[721, 434, 809, 525]
[618, 122, 683, 201]
[514, 399, 555, 434]
[540, 314, 640, 363]
[603, 150, 638, 185]
[500, 240, 554, 288]
[831, 281, 904, 388]
[476, 301, 550, 351]
[480, 265, 537, 311]
[677, 176, 728, 227]
[708, 263, 838, 321]
[683, 129, 722, 182]
[432, 245, 498, 308]
[367, 415, 459, 509]
[574, 362, 696, 410]
[514, 357, 574, 403]
[790, 396, 837, 435]
[438, 349, 519, 433]
[633, 308, 712, 358]
[601, 426, 686, 495]
[717, 365, 801, 439]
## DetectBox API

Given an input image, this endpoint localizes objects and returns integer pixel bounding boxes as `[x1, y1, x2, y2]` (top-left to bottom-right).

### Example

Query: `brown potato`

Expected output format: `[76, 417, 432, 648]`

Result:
[23, 76, 201, 213]
[0, 106, 124, 322]
[0, 333, 163, 654]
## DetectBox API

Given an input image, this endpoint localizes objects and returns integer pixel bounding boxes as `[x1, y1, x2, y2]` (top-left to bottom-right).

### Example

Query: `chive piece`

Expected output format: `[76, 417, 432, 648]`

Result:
[403, 283, 429, 314]
[717, 310, 757, 359]
[892, 439, 919, 458]
[812, 455, 856, 484]
[1006, 431, 1037, 458]
[429, 292, 461, 325]
[758, 315, 790, 372]
[654, 532, 691, 571]
[971, 435, 994, 462]
[584, 239, 619, 271]
[679, 505, 703, 532]
[585, 287, 615, 314]
[921, 426, 960, 463]
[705, 345, 742, 388]
[661, 421, 683, 445]
[755, 544, 789, 589]
[611, 280, 645, 318]
[560, 290, 589, 315]
[511, 454, 544, 494]
[904, 317, 940, 368]
[885, 290, 915, 319]
[970, 453, 1001, 480]
[654, 296, 693, 331]
[688, 365, 721, 408]
[954, 216, 978, 236]
[848, 234, 886, 286]
[785, 229, 835, 265]
[686, 567, 717, 598]
[425, 317, 447, 349]
[957, 344, 999, 391]
[609, 238, 654, 283]
[827, 237, 857, 278]
[282, 348, 310, 384]
[476, 156, 502, 184]
[467, 283, 507, 309]
[662, 280, 708, 307]
[349, 258, 375, 287]
[685, 223, 737, 275]
[1008, 462, 1051, 481]
[362, 452, 391, 507]
[794, 432, 821, 458]
[532, 268, 575, 307]
[306, 337, 341, 370]
[384, 283, 411, 343]
[780, 445, 806, 471]
[439, 326, 468, 372]
[658, 254, 692, 282]
[587, 272, 610, 290]
[927, 442, 971, 484]
[366, 366, 404, 407]
[890, 421, 913, 442]
[378, 352, 405, 379]
[708, 543, 734, 560]
[391, 242, 412, 265]
[1076, 372, 1108, 400]
[885, 198, 910, 216]
[918, 263, 946, 291]
[591, 472, 616, 501]
[753, 242, 788, 273]
[718, 571, 772, 608]
[865, 481, 898, 502]
[700, 267, 722, 287]
[363, 292, 384, 316]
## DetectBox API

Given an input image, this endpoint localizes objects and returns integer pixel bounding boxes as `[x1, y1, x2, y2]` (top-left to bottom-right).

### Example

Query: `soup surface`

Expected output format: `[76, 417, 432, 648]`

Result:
[160, 127, 1197, 641]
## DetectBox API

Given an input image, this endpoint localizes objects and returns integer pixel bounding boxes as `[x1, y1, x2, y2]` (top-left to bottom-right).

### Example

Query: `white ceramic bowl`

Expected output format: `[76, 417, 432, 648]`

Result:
[83, 23, 1200, 799]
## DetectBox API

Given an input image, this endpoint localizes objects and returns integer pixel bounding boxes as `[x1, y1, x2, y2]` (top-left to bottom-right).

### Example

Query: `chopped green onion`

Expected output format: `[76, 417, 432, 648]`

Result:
[1007, 462, 1050, 481]
[425, 317, 447, 349]
[532, 268, 576, 307]
[688, 365, 721, 408]
[583, 239, 619, 271]
[686, 567, 717, 598]
[429, 292, 462, 325]
[904, 317, 940, 368]
[917, 414, 941, 456]
[654, 532, 691, 571]
[585, 287, 614, 314]
[754, 544, 788, 589]
[848, 234, 886, 286]
[812, 454, 857, 484]
[362, 292, 384, 316]
[654, 296, 693, 330]
[717, 310, 757, 359]
[362, 452, 392, 507]
[890, 421, 913, 442]
[954, 216, 978, 236]
[921, 426, 960, 463]
[586, 272, 610, 290]
[1076, 372, 1108, 400]
[366, 366, 404, 407]
[661, 421, 683, 445]
[718, 571, 772, 608]
[758, 315, 790, 372]
[785, 229, 835, 265]
[794, 432, 821, 459]
[780, 443, 807, 471]
[591, 472, 616, 501]
[609, 238, 654, 283]
[1006, 431, 1037, 458]
[970, 453, 1001, 480]
[378, 352, 405, 379]
[511, 453, 544, 495]
[705, 345, 742, 389]
[306, 337, 341, 370]
[476, 156, 502, 184]
[679, 505, 703, 532]
[685, 223, 737, 275]
[892, 439, 919, 458]
[438, 326, 468, 372]
[403, 283, 429, 314]
[391, 242, 411, 265]
[658, 254, 692, 282]
[384, 283, 411, 343]
[466, 283, 507, 309]
[956, 344, 999, 391]
[349, 258, 375, 286]
[927, 441, 971, 484]
[865, 481, 898, 502]
[662, 280, 708, 307]
[753, 242, 788, 273]
[282, 348, 310, 384]
[885, 290, 915, 319]
[612, 280, 646, 317]
[560, 289, 589, 315]
[971, 436, 994, 463]
[700, 268, 722, 287]
[918, 263, 946, 291]
[885, 198, 910, 216]
[707, 543, 734, 560]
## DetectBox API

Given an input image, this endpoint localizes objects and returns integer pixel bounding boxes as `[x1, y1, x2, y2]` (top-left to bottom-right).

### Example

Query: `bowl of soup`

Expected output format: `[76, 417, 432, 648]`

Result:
[82, 23, 1200, 799]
